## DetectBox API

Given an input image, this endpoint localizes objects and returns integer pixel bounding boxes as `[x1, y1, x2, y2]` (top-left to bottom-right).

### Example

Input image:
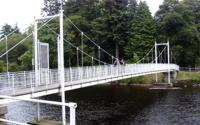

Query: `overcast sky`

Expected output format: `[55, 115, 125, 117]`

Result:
[0, 0, 164, 31]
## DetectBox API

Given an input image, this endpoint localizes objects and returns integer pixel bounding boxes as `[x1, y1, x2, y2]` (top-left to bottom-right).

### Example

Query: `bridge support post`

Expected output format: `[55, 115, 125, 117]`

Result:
[36, 102, 40, 121]
[163, 71, 177, 84]
[69, 103, 77, 125]
[155, 41, 158, 83]
[59, 4, 66, 125]
[167, 40, 171, 85]
[0, 105, 7, 125]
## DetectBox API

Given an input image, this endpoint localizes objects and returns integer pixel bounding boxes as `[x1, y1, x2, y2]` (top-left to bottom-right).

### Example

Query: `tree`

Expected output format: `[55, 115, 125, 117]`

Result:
[18, 50, 32, 70]
[0, 24, 33, 72]
[155, 0, 179, 22]
[127, 0, 138, 18]
[0, 24, 14, 36]
[155, 0, 200, 67]
[42, 0, 61, 16]
[125, 1, 156, 62]
[91, 0, 130, 59]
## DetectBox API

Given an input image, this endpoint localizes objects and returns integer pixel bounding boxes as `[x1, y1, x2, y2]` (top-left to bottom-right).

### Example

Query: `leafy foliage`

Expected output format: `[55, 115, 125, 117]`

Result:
[2, 0, 200, 73]
[0, 24, 32, 72]
[125, 1, 156, 61]
[156, 0, 200, 67]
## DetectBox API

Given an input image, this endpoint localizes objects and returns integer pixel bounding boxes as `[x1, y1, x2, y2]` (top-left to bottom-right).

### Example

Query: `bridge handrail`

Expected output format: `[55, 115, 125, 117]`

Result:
[0, 63, 179, 95]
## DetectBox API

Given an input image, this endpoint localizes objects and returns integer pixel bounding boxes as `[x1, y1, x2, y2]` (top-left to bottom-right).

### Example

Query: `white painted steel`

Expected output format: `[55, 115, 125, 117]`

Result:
[0, 118, 30, 125]
[0, 64, 179, 96]
[70, 103, 76, 125]
[34, 19, 39, 89]
[155, 42, 171, 84]
[59, 8, 66, 125]
[167, 41, 171, 84]
[35, 14, 59, 21]
[0, 95, 77, 125]
[37, 102, 40, 121]
[5, 35, 8, 72]
[155, 42, 158, 82]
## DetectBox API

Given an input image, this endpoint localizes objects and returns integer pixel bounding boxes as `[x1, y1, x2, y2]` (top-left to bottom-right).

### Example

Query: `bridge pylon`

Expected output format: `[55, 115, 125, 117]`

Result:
[155, 41, 171, 86]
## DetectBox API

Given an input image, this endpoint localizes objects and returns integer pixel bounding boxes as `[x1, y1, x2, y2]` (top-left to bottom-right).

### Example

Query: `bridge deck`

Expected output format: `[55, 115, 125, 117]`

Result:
[0, 64, 179, 98]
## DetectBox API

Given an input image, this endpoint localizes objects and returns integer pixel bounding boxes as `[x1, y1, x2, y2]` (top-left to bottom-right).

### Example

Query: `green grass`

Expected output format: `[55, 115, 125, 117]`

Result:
[119, 71, 200, 85]
[120, 73, 164, 85]
[177, 71, 200, 81]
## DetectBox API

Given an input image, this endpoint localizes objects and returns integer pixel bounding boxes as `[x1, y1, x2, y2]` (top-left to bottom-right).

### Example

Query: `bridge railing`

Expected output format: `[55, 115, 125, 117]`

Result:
[0, 64, 179, 95]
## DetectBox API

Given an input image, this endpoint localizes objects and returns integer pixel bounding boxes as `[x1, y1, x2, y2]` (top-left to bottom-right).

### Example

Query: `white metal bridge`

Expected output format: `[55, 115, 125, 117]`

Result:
[0, 1, 179, 125]
[0, 63, 179, 98]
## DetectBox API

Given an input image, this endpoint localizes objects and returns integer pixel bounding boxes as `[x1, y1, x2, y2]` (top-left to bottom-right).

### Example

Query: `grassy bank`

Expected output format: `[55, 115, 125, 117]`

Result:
[118, 71, 200, 85]
[177, 71, 200, 81]
[119, 73, 164, 85]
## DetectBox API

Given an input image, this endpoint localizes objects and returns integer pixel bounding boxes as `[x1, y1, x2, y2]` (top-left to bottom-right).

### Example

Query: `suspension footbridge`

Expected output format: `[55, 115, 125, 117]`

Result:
[0, 3, 179, 125]
[0, 63, 179, 98]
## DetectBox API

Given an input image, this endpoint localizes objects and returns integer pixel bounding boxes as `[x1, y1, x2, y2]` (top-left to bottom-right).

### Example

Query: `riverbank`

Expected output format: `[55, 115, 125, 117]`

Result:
[176, 71, 200, 81]
[118, 71, 200, 88]
[173, 71, 200, 88]
[119, 73, 164, 85]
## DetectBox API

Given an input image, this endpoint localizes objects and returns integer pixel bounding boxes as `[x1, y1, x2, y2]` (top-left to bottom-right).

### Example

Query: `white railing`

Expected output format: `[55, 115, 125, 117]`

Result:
[0, 95, 77, 125]
[0, 64, 179, 95]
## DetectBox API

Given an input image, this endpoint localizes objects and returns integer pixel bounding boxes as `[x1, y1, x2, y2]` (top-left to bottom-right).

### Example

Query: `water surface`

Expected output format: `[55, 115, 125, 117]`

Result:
[6, 85, 200, 125]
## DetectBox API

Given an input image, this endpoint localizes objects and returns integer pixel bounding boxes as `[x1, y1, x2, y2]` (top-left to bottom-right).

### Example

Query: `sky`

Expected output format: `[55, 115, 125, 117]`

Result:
[0, 0, 164, 31]
[0, 0, 44, 31]
[142, 0, 164, 15]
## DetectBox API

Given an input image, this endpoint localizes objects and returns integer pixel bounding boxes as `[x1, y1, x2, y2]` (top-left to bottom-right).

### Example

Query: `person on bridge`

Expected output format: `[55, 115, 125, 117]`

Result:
[113, 58, 120, 66]
[120, 58, 125, 65]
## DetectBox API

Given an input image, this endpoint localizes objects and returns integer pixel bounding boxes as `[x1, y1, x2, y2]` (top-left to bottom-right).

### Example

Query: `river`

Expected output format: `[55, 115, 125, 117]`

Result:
[5, 85, 200, 125]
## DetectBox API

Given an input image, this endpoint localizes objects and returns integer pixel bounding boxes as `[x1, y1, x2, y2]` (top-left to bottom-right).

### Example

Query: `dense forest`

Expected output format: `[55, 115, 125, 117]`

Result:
[0, 0, 200, 72]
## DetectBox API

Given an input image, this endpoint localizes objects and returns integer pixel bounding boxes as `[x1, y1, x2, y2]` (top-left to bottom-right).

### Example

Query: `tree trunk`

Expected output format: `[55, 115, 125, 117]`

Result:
[115, 42, 119, 58]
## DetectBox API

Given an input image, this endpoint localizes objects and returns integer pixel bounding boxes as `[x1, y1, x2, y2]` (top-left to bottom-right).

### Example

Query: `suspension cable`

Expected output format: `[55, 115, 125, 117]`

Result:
[164, 47, 167, 63]
[151, 46, 167, 63]
[0, 17, 56, 58]
[81, 32, 83, 67]
[0, 28, 19, 42]
[92, 57, 94, 66]
[44, 24, 107, 65]
[136, 46, 154, 64]
[64, 15, 116, 59]
[159, 50, 162, 63]
[77, 47, 79, 67]
[98, 46, 100, 65]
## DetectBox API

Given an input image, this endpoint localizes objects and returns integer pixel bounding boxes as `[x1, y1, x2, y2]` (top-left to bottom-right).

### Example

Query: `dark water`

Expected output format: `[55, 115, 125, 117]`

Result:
[6, 85, 200, 125]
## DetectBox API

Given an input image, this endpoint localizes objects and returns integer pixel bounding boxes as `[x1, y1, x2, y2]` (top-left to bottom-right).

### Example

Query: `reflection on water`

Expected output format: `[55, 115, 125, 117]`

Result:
[5, 85, 200, 125]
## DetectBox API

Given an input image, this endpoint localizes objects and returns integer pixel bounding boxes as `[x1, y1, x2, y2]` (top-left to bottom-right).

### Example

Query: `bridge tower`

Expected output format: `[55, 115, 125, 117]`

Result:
[33, 2, 69, 125]
[155, 41, 171, 85]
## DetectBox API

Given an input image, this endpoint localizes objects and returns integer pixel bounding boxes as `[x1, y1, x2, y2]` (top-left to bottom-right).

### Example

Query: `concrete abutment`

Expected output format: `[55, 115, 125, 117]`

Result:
[0, 105, 7, 125]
